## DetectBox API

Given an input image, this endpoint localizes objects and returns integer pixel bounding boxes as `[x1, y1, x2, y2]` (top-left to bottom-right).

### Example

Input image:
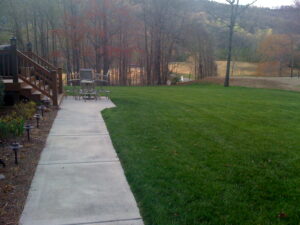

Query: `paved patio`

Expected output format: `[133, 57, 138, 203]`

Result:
[19, 98, 143, 225]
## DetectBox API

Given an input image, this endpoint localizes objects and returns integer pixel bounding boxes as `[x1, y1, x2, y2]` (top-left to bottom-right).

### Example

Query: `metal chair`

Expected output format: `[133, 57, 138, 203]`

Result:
[80, 80, 97, 101]
[79, 69, 97, 101]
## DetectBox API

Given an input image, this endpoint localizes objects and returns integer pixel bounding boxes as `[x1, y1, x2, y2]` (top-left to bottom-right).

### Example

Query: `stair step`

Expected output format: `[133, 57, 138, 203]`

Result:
[22, 85, 33, 90]
[2, 79, 24, 84]
[16, 53, 60, 106]
[32, 90, 42, 95]
[41, 95, 50, 101]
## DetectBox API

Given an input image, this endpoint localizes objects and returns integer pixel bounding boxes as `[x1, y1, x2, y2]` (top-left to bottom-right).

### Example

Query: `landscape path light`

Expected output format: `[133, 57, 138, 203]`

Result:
[10, 142, 23, 165]
[34, 114, 42, 128]
[24, 123, 34, 141]
[38, 105, 46, 117]
[42, 99, 51, 107]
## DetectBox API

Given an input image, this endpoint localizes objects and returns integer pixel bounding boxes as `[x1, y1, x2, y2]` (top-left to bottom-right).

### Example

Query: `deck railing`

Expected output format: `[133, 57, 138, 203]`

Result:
[0, 50, 12, 79]
[0, 38, 63, 106]
[23, 51, 56, 71]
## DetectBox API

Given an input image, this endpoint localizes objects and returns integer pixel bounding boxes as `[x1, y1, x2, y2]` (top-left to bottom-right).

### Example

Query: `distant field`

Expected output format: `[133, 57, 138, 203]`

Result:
[201, 76, 300, 92]
[216, 61, 258, 77]
[169, 62, 194, 76]
[170, 61, 299, 78]
[169, 61, 258, 77]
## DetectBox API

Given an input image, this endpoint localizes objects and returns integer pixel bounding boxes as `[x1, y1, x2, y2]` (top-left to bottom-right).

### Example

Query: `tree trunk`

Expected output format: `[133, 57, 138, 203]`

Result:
[290, 37, 295, 78]
[224, 4, 235, 87]
[102, 0, 110, 76]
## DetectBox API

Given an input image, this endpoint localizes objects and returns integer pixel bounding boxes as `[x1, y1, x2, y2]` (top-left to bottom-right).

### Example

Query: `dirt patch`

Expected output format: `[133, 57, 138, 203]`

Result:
[170, 61, 300, 78]
[216, 61, 258, 77]
[0, 108, 57, 225]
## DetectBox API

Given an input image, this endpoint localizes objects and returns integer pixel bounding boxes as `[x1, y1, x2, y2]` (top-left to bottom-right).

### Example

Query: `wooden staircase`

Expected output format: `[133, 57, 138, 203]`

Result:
[0, 39, 63, 106]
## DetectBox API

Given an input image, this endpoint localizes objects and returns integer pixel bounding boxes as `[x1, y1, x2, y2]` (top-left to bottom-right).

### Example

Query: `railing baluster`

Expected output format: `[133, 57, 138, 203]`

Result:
[51, 70, 58, 106]
[7, 55, 10, 77]
[24, 57, 27, 78]
[16, 50, 60, 104]
[1, 55, 4, 76]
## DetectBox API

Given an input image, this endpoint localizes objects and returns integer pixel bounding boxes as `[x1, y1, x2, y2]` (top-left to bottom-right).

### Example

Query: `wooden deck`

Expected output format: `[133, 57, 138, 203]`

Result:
[1, 42, 63, 106]
[3, 78, 64, 106]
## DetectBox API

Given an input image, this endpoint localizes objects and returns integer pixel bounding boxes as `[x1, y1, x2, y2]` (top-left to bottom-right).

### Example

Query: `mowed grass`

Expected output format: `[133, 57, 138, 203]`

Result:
[102, 84, 300, 225]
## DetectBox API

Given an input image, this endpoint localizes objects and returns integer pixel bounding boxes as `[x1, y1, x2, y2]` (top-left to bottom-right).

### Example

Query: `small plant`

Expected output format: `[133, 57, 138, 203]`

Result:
[0, 102, 35, 140]
[14, 101, 36, 120]
[171, 76, 181, 85]
[168, 74, 181, 85]
[0, 113, 24, 140]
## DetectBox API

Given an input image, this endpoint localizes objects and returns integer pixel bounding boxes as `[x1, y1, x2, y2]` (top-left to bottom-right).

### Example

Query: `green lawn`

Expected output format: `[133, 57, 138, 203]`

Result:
[101, 84, 300, 225]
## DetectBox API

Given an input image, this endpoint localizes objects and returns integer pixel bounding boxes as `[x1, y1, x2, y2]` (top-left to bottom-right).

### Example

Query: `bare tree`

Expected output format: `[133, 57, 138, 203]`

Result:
[183, 20, 217, 79]
[224, 0, 257, 87]
[1, 0, 219, 86]
[139, 0, 188, 85]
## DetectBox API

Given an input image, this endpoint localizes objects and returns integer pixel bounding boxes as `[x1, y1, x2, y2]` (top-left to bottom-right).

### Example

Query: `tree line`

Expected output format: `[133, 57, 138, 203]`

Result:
[0, 0, 217, 85]
[0, 0, 299, 85]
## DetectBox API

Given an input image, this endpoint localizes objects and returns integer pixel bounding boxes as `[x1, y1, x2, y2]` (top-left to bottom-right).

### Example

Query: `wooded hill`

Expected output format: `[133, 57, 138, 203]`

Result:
[190, 0, 300, 62]
[0, 0, 299, 84]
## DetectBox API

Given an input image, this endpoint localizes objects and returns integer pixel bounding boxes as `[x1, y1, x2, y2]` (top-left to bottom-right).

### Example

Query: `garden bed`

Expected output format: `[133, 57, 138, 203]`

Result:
[0, 107, 57, 225]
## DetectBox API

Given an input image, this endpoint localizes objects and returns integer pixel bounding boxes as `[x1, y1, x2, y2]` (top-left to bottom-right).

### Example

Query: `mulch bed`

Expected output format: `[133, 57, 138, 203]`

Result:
[0, 107, 58, 225]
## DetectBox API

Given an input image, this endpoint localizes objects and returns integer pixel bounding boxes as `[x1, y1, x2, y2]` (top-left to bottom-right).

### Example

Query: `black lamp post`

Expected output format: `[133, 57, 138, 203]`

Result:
[10, 37, 17, 46]
[24, 123, 34, 141]
[10, 37, 18, 84]
[10, 142, 23, 165]
[38, 105, 46, 117]
[34, 114, 42, 128]
[42, 99, 51, 107]
[0, 140, 5, 168]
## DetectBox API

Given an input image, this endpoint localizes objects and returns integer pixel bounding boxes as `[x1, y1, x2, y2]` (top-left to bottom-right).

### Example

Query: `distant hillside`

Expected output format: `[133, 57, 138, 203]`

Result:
[188, 0, 298, 61]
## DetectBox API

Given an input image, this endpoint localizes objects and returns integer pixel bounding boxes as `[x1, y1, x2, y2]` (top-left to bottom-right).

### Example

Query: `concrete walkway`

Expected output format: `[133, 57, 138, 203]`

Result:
[20, 98, 143, 225]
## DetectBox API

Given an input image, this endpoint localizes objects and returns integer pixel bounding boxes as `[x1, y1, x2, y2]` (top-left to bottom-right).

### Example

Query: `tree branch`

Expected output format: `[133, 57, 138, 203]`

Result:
[237, 0, 258, 16]
[226, 0, 235, 4]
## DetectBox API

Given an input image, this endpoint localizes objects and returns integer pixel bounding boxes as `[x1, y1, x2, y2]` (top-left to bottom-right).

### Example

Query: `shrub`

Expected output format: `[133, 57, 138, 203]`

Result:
[0, 113, 24, 140]
[0, 101, 36, 140]
[14, 101, 36, 120]
[171, 76, 181, 85]
[168, 74, 181, 85]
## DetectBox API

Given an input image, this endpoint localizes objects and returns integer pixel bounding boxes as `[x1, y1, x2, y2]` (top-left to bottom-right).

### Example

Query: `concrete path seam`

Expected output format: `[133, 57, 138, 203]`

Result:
[60, 217, 143, 225]
[49, 133, 110, 137]
[38, 160, 120, 166]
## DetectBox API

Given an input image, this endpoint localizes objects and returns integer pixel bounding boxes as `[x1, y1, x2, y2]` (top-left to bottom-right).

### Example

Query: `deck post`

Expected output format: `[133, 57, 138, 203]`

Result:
[51, 70, 58, 106]
[26, 42, 32, 52]
[10, 37, 18, 84]
[26, 42, 33, 58]
[58, 68, 63, 94]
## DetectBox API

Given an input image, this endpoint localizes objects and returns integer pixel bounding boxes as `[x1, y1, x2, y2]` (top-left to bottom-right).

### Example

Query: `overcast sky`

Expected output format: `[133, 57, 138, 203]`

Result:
[213, 0, 295, 8]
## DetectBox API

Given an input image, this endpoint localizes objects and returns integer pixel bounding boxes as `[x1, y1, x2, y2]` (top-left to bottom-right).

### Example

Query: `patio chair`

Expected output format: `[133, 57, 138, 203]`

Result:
[98, 72, 111, 99]
[97, 88, 111, 100]
[65, 83, 80, 100]
[79, 69, 97, 101]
